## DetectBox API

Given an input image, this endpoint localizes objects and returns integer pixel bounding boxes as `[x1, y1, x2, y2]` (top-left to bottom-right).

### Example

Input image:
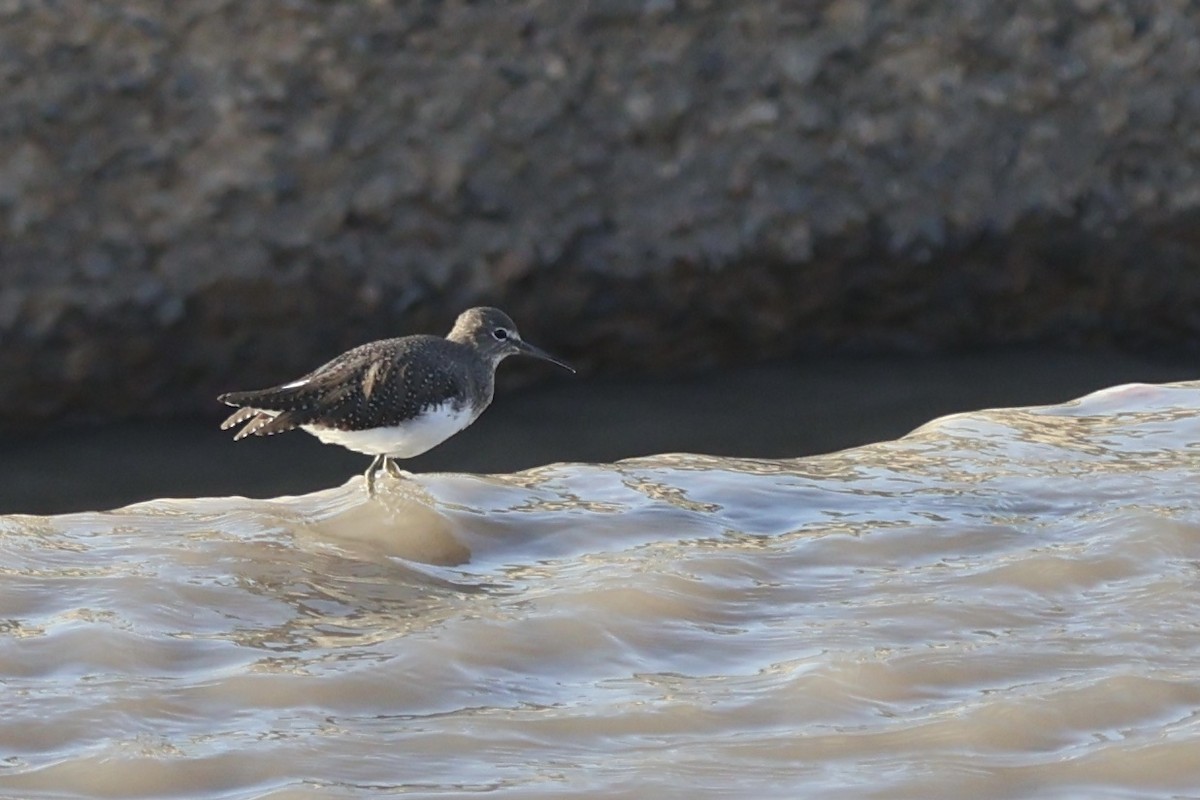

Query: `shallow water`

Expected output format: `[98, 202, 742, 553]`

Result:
[4, 382, 1200, 798]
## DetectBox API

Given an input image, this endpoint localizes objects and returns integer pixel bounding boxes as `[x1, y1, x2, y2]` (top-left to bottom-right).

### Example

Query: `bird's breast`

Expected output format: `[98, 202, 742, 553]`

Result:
[300, 401, 477, 458]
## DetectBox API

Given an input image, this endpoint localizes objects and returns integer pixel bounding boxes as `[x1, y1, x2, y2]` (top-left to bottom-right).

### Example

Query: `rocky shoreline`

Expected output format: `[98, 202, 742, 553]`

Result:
[2, 1, 1199, 427]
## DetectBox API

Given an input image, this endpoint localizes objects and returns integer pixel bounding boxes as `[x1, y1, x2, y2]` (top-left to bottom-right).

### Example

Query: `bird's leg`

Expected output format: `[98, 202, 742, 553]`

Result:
[364, 454, 385, 497]
[385, 457, 405, 479]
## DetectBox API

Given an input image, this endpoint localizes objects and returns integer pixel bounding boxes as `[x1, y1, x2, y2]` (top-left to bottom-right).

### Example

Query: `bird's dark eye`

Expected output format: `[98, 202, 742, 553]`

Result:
[492, 328, 509, 340]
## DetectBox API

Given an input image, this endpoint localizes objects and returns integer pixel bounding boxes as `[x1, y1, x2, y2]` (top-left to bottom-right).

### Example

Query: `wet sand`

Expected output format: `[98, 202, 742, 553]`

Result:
[1, 349, 1195, 515]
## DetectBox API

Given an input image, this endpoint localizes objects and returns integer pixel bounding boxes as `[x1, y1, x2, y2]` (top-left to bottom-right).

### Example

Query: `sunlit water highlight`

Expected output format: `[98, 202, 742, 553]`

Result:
[3, 383, 1200, 798]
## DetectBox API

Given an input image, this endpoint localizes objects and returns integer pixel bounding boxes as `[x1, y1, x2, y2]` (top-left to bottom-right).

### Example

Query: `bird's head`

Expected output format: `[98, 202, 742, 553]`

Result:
[448, 307, 575, 372]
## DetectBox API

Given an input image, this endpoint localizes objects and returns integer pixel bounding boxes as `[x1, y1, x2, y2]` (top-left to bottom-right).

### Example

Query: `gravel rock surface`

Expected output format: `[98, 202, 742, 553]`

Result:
[1, 0, 1199, 425]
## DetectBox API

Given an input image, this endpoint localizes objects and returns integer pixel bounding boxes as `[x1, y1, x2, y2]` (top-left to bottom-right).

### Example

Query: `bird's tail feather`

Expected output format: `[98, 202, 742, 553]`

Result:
[219, 406, 258, 430]
[219, 380, 353, 413]
[219, 377, 355, 441]
[219, 388, 295, 409]
[226, 409, 305, 440]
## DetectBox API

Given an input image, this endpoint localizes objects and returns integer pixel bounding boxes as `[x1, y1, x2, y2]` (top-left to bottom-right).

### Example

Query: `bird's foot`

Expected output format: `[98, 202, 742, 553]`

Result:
[364, 454, 386, 497]
[384, 458, 411, 480]
[365, 456, 413, 497]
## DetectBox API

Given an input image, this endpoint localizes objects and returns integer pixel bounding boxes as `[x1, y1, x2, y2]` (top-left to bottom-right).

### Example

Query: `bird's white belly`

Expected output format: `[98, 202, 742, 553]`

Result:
[301, 402, 475, 458]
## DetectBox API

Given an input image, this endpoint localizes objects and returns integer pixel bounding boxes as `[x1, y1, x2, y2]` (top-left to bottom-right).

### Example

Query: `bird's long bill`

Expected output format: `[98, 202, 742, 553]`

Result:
[516, 340, 575, 373]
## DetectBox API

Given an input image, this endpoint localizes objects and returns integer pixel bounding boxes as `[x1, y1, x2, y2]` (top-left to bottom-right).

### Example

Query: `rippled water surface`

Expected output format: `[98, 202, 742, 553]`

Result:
[4, 382, 1200, 798]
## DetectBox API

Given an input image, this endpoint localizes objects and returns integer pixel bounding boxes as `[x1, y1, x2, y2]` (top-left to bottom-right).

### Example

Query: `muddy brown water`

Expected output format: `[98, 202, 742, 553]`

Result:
[2, 352, 1200, 798]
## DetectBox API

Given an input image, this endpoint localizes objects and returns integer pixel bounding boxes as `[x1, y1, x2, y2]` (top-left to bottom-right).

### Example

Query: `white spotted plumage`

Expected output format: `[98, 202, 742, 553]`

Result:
[300, 401, 476, 458]
[218, 307, 573, 495]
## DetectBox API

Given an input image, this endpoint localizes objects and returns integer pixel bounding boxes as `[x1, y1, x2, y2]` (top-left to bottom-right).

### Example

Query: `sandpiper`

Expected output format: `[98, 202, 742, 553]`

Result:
[218, 307, 574, 495]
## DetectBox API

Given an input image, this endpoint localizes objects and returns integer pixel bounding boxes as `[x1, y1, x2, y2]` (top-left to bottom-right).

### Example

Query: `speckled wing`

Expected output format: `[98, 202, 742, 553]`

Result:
[311, 339, 474, 431]
[218, 336, 472, 438]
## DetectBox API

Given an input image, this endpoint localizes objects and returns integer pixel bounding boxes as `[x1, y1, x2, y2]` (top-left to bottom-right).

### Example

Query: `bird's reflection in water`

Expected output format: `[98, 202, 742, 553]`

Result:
[224, 475, 489, 659]
[291, 473, 473, 566]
